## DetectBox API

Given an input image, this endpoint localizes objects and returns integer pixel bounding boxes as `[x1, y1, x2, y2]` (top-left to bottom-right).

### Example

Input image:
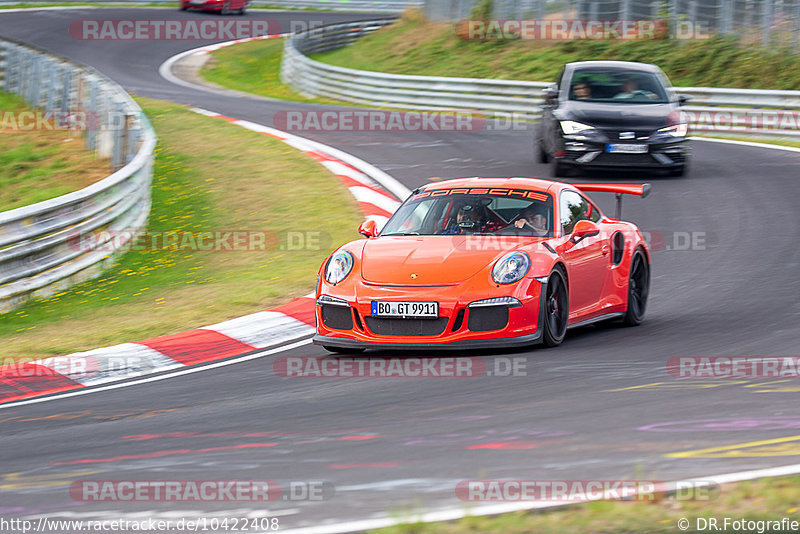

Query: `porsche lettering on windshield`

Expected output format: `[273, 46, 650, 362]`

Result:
[381, 190, 555, 238]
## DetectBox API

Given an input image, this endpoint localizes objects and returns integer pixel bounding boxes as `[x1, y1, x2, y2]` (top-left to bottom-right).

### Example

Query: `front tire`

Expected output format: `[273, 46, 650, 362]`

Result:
[541, 267, 569, 347]
[622, 249, 649, 326]
[536, 133, 550, 163]
[220, 0, 231, 15]
[669, 165, 686, 177]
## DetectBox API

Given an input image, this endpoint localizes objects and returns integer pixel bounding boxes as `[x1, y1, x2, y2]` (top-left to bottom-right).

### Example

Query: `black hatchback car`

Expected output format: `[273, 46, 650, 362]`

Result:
[537, 61, 690, 176]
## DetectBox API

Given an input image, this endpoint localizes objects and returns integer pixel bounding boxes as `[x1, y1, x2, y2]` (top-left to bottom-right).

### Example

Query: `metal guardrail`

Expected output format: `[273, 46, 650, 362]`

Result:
[0, 38, 156, 314]
[282, 19, 800, 136]
[282, 19, 549, 115]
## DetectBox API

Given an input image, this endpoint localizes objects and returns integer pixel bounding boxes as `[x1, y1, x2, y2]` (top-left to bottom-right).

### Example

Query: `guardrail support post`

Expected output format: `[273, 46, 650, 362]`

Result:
[762, 0, 773, 47]
[86, 79, 98, 152]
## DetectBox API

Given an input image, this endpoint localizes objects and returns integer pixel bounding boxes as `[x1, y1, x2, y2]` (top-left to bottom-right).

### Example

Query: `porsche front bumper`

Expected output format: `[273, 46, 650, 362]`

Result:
[313, 279, 547, 351]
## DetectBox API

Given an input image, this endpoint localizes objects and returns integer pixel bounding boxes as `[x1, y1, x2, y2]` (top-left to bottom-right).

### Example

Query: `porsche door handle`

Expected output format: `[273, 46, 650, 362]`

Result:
[601, 244, 610, 256]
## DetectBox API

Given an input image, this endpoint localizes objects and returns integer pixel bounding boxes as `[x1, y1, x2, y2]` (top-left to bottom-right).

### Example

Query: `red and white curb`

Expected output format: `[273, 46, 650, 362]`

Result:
[0, 109, 410, 407]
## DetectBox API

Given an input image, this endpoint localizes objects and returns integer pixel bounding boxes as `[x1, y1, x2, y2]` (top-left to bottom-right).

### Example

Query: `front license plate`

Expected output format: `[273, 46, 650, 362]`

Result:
[371, 301, 438, 318]
[606, 143, 648, 154]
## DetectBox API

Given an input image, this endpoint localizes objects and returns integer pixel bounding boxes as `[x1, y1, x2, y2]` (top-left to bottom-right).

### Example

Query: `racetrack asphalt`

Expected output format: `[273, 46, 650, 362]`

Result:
[1, 8, 800, 531]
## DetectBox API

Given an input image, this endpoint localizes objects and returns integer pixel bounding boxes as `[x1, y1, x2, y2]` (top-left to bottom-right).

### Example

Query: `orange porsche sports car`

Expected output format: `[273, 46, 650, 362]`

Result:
[313, 177, 651, 351]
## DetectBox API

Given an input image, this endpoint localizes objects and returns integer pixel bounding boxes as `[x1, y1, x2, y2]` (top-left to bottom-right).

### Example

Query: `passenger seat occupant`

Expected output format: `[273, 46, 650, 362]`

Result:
[513, 204, 550, 236]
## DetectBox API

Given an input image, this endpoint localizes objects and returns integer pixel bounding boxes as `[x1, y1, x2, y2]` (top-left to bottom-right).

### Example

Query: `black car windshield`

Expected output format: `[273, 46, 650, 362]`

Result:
[569, 70, 669, 104]
[380, 190, 555, 237]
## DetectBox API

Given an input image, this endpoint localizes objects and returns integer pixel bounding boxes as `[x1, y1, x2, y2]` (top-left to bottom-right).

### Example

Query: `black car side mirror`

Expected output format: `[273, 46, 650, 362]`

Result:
[678, 94, 691, 106]
[542, 87, 559, 101]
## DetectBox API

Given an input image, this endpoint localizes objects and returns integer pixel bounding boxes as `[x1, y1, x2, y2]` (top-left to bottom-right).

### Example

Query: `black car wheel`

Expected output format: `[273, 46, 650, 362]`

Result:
[551, 159, 570, 178]
[669, 165, 686, 177]
[622, 249, 649, 326]
[220, 0, 231, 15]
[542, 267, 569, 347]
[537, 139, 550, 164]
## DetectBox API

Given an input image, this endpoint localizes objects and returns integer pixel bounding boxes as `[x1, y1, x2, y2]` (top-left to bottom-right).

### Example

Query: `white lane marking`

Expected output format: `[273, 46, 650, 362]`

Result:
[34, 343, 183, 386]
[348, 186, 401, 213]
[318, 160, 382, 189]
[275, 463, 800, 534]
[158, 45, 412, 201]
[201, 311, 314, 349]
[691, 136, 800, 152]
[0, 339, 312, 410]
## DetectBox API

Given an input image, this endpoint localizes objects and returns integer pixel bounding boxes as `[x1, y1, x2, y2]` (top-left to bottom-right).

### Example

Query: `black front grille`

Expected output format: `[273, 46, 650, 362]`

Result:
[592, 152, 656, 165]
[365, 317, 448, 336]
[321, 305, 353, 330]
[467, 306, 509, 332]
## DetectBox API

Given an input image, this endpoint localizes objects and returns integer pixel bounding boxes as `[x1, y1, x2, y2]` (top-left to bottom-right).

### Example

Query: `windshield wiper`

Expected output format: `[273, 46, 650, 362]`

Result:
[382, 232, 421, 236]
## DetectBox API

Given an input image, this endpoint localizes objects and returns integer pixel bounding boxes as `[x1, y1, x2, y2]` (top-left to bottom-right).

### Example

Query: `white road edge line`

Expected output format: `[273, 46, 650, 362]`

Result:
[160, 40, 800, 534]
[0, 338, 312, 410]
[690, 135, 800, 152]
[18, 30, 795, 534]
[158, 40, 412, 201]
[276, 463, 800, 534]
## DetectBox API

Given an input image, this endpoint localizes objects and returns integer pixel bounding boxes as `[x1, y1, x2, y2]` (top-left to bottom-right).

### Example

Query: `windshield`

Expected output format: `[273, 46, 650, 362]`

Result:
[568, 69, 669, 104]
[381, 189, 554, 238]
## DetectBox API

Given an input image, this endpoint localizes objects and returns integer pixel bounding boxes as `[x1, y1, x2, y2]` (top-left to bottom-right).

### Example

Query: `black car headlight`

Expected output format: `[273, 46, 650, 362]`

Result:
[560, 120, 596, 135]
[657, 123, 688, 137]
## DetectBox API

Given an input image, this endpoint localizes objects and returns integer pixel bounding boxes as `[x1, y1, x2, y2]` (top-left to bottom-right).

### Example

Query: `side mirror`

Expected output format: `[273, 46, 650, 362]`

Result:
[542, 85, 559, 101]
[358, 219, 378, 238]
[571, 219, 600, 242]
[678, 94, 691, 106]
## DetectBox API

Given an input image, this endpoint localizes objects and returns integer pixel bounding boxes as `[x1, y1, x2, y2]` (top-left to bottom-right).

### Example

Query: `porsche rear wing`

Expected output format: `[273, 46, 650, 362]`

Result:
[573, 183, 651, 219]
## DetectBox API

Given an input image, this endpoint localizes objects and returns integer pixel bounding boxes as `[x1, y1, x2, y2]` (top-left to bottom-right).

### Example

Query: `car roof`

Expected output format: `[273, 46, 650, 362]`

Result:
[566, 60, 660, 72]
[419, 177, 562, 195]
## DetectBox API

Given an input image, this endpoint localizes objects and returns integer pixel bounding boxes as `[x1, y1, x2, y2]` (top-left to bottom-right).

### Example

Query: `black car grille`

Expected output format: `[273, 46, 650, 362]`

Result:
[467, 307, 509, 332]
[592, 152, 657, 165]
[365, 317, 449, 336]
[321, 305, 353, 330]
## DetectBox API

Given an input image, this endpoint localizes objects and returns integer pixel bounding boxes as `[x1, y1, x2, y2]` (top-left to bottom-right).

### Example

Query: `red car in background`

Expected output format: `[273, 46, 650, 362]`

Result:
[180, 0, 248, 15]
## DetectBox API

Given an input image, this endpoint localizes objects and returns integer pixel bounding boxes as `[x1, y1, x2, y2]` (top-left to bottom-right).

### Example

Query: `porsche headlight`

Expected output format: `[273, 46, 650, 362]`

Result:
[492, 251, 531, 285]
[560, 120, 595, 135]
[657, 123, 688, 137]
[324, 251, 354, 284]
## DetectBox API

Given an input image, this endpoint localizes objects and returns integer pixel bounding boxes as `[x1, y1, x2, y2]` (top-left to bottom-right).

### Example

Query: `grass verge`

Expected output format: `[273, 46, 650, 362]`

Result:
[200, 37, 342, 105]
[372, 475, 800, 533]
[1, 97, 361, 362]
[0, 90, 109, 211]
[313, 10, 800, 89]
